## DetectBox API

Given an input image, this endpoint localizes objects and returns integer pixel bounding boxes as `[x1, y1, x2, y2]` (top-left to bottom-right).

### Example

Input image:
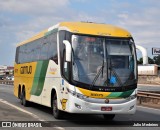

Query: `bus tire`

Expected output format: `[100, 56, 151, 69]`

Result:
[103, 114, 115, 120]
[52, 94, 63, 119]
[20, 92, 23, 105]
[18, 86, 21, 99]
[21, 89, 29, 107]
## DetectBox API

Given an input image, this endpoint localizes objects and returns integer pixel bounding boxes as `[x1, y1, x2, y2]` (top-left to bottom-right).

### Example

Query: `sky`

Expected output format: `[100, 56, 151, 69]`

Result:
[0, 0, 160, 66]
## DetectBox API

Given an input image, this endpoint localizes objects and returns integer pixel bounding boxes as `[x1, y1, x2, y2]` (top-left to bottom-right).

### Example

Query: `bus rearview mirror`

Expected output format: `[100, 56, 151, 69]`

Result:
[63, 40, 71, 62]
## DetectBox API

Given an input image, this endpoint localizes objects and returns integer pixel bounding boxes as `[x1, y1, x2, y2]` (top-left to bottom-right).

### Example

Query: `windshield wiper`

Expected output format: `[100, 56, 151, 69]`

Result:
[91, 60, 104, 87]
[107, 57, 123, 87]
[91, 39, 106, 87]
[109, 67, 123, 86]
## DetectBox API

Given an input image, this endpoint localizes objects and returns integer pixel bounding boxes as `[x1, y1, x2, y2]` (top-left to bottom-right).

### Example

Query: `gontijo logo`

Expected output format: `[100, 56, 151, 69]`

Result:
[49, 67, 57, 74]
[20, 66, 32, 74]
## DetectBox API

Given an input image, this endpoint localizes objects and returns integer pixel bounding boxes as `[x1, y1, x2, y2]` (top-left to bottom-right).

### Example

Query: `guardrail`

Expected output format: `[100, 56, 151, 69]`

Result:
[0, 80, 14, 85]
[137, 91, 160, 107]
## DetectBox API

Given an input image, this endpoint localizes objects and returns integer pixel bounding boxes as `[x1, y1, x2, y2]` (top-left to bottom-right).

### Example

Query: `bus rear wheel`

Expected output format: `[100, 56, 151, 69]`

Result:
[21, 89, 29, 107]
[103, 114, 115, 120]
[52, 94, 63, 119]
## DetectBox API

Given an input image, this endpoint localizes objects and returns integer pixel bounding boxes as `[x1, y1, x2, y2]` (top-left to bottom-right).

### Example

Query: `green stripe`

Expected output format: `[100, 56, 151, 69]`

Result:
[119, 89, 134, 98]
[107, 92, 122, 98]
[44, 28, 58, 36]
[106, 89, 134, 98]
[30, 60, 49, 96]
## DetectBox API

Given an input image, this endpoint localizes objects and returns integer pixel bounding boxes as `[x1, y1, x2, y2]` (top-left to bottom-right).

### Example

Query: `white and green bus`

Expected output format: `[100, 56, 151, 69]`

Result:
[14, 22, 137, 120]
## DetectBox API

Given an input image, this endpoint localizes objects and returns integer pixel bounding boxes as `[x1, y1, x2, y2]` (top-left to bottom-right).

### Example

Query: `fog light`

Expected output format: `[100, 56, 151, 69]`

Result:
[75, 103, 82, 109]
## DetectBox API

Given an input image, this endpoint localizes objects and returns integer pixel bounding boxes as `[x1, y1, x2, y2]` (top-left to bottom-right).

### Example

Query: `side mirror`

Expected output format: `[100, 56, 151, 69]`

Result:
[63, 40, 72, 62]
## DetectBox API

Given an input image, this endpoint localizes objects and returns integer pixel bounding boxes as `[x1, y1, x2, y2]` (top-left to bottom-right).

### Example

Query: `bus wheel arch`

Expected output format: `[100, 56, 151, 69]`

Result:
[51, 89, 63, 119]
[21, 85, 29, 107]
[51, 89, 56, 108]
[22, 85, 25, 93]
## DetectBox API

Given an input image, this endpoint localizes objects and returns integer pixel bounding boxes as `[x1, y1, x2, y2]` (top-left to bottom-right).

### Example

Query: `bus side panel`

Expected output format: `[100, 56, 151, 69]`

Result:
[25, 61, 49, 104]
[14, 62, 37, 101]
[14, 60, 62, 107]
[39, 60, 61, 107]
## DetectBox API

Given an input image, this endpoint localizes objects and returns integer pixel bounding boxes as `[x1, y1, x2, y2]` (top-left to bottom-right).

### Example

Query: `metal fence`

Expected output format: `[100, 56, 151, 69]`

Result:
[137, 91, 160, 107]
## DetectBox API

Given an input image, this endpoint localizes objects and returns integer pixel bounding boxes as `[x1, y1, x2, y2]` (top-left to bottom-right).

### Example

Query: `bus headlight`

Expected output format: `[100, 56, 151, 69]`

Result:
[66, 88, 76, 96]
[127, 94, 137, 101]
[67, 88, 88, 100]
[76, 92, 88, 99]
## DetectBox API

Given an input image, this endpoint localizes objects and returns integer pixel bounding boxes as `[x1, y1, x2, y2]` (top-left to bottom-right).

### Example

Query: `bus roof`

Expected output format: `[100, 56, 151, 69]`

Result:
[17, 22, 132, 47]
[59, 22, 131, 37]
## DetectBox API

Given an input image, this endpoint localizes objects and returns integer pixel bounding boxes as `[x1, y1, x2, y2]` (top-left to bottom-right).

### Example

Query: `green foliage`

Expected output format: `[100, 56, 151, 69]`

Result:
[148, 57, 155, 64]
[137, 56, 155, 64]
[138, 57, 143, 64]
[153, 55, 160, 65]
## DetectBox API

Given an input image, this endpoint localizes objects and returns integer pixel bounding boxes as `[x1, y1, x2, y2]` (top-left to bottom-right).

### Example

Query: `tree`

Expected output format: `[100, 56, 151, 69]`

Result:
[139, 57, 143, 64]
[137, 57, 143, 64]
[137, 60, 141, 64]
[148, 57, 154, 64]
[153, 55, 160, 65]
[137, 57, 154, 64]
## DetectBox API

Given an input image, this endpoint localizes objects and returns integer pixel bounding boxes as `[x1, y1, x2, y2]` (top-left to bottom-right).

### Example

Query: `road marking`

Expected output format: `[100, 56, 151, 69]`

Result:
[54, 126, 65, 130]
[0, 98, 65, 130]
[0, 98, 45, 121]
[137, 106, 160, 112]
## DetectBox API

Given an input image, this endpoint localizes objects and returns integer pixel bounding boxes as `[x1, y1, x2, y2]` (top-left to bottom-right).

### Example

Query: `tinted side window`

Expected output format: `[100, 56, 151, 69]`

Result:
[16, 31, 58, 64]
[40, 42, 49, 60]
[15, 47, 20, 63]
[19, 46, 24, 63]
[47, 33, 58, 64]
[59, 31, 72, 80]
[59, 31, 65, 77]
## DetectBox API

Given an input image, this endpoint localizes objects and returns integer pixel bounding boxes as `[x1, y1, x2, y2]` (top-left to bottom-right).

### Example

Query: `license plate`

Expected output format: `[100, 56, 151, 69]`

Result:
[101, 107, 112, 111]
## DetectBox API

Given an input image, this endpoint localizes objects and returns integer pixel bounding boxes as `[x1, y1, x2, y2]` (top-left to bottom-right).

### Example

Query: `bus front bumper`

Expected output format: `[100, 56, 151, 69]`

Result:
[66, 95, 136, 114]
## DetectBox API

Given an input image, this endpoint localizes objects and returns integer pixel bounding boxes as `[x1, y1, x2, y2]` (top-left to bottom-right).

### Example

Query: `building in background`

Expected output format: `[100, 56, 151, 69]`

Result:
[137, 46, 160, 76]
[138, 64, 159, 75]
[0, 65, 14, 77]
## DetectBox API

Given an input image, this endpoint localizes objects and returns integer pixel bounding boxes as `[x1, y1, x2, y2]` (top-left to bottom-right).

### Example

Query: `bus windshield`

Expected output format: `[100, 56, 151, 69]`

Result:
[72, 35, 137, 87]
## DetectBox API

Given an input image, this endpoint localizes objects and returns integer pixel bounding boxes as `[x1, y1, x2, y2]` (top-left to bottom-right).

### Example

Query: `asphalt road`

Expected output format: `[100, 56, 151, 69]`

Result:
[0, 84, 159, 130]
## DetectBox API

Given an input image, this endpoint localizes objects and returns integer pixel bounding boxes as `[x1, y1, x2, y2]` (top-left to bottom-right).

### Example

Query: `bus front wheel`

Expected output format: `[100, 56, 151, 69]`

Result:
[103, 114, 115, 120]
[52, 94, 63, 119]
